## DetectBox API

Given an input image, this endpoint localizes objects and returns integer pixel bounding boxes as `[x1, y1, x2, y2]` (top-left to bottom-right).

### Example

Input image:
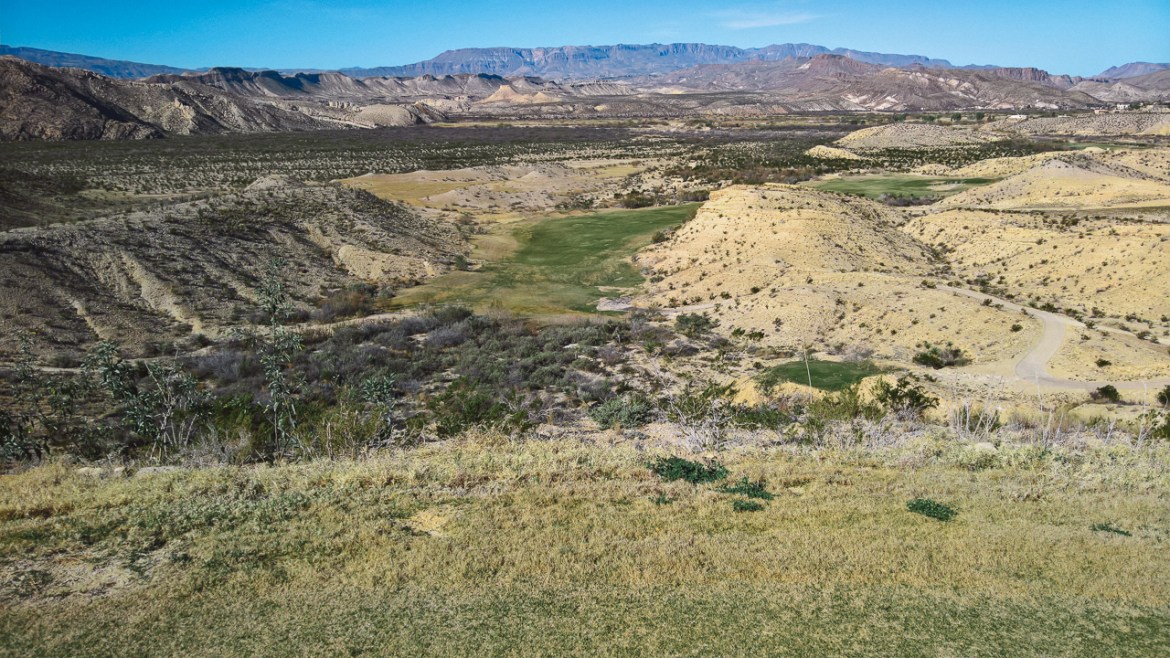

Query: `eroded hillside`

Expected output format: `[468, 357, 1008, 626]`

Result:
[0, 177, 465, 356]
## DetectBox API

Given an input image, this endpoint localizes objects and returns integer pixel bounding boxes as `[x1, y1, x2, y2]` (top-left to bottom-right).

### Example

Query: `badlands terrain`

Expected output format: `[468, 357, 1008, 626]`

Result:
[2, 44, 1170, 657]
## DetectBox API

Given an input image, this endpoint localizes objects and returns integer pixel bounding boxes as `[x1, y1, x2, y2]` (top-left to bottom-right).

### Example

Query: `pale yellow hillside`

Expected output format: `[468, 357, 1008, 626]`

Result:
[905, 209, 1170, 319]
[634, 185, 1038, 364]
[936, 159, 1170, 209]
[343, 161, 648, 219]
[805, 144, 865, 160]
[943, 148, 1170, 184]
[836, 123, 994, 150]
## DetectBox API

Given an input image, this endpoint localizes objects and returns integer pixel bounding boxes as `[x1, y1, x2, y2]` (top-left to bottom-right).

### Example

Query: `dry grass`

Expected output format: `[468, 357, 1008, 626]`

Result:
[2, 431, 1169, 656]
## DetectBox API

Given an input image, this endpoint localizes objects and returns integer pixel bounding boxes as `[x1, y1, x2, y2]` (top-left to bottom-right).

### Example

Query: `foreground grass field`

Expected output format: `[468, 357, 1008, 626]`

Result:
[392, 204, 698, 314]
[2, 434, 1169, 657]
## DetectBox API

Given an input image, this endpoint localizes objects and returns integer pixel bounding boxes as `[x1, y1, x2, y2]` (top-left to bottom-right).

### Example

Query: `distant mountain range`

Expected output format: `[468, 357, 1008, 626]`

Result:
[0, 45, 190, 78]
[4, 45, 1170, 141]
[337, 43, 972, 79]
[1097, 62, 1170, 79]
[4, 42, 1166, 84]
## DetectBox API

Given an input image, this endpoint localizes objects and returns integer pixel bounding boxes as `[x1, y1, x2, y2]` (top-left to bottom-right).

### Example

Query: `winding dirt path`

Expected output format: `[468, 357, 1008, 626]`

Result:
[941, 286, 1170, 391]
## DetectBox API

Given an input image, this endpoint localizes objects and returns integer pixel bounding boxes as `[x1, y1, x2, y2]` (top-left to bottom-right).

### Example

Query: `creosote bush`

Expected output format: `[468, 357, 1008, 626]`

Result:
[1090, 385, 1121, 404]
[913, 342, 971, 369]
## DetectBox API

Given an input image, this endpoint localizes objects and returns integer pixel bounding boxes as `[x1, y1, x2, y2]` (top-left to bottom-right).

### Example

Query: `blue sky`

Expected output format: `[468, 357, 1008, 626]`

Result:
[2, 1, 1167, 76]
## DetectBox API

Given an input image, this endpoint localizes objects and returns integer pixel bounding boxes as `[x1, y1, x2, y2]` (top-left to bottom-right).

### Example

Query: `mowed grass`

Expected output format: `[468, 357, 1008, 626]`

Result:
[2, 436, 1169, 657]
[759, 359, 888, 392]
[811, 175, 998, 199]
[392, 204, 698, 315]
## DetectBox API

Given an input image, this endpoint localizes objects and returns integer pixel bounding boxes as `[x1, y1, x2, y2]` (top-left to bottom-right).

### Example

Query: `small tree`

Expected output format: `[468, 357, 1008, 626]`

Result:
[1089, 385, 1121, 404]
[1156, 385, 1170, 408]
[872, 374, 938, 419]
[88, 341, 208, 461]
[254, 258, 304, 457]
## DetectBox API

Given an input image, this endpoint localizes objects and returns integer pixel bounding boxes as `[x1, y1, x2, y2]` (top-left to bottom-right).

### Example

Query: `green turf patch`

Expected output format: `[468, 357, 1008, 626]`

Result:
[391, 204, 698, 315]
[907, 498, 957, 522]
[649, 456, 729, 484]
[1091, 523, 1132, 537]
[757, 359, 886, 392]
[811, 175, 997, 200]
[732, 499, 765, 512]
[719, 477, 774, 500]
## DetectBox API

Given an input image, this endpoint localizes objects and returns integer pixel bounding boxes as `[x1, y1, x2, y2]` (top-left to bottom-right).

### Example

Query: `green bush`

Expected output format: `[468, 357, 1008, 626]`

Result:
[649, 456, 728, 484]
[732, 500, 765, 512]
[912, 343, 970, 369]
[872, 375, 938, 418]
[589, 395, 655, 429]
[907, 498, 956, 522]
[1156, 385, 1170, 407]
[426, 379, 532, 437]
[675, 312, 718, 338]
[1090, 385, 1121, 404]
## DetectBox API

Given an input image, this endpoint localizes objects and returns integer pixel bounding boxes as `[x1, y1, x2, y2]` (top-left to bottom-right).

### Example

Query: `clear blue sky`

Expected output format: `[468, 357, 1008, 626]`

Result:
[2, 0, 1167, 76]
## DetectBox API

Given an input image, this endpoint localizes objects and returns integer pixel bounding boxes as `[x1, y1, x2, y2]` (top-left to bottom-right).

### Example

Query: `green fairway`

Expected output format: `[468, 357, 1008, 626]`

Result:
[393, 204, 698, 315]
[811, 175, 998, 200]
[758, 359, 888, 392]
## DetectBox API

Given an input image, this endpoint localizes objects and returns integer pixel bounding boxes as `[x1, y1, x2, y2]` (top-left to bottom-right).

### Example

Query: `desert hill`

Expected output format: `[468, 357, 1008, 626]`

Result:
[984, 111, 1170, 137]
[648, 56, 1102, 110]
[0, 57, 364, 140]
[835, 123, 995, 149]
[0, 177, 465, 356]
[936, 157, 1170, 210]
[632, 185, 1042, 365]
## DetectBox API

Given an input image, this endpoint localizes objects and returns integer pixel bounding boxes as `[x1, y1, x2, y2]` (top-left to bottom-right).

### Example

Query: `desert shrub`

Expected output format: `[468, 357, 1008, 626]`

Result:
[728, 404, 793, 430]
[913, 342, 970, 369]
[425, 322, 471, 349]
[589, 394, 655, 429]
[618, 192, 655, 208]
[872, 374, 938, 418]
[1156, 385, 1170, 407]
[907, 498, 956, 522]
[428, 304, 474, 326]
[312, 283, 379, 323]
[1095, 358, 1112, 368]
[732, 499, 765, 512]
[1090, 523, 1131, 537]
[952, 445, 1000, 471]
[719, 478, 774, 500]
[649, 456, 728, 484]
[426, 379, 532, 438]
[675, 312, 718, 338]
[1089, 385, 1121, 404]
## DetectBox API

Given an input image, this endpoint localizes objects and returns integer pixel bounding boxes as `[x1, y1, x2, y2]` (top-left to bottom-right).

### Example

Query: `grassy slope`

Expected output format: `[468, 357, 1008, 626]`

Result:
[2, 437, 1169, 657]
[392, 204, 698, 315]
